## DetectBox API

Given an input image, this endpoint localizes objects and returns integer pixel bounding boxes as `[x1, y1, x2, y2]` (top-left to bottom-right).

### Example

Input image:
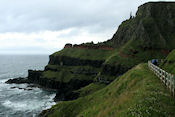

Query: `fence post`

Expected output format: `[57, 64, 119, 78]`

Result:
[172, 76, 174, 97]
[168, 74, 171, 89]
[160, 69, 163, 81]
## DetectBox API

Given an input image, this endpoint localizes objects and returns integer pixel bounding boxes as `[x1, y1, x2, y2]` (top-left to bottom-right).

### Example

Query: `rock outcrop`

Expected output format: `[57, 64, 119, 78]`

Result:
[6, 77, 29, 84]
[110, 2, 175, 50]
[64, 43, 114, 50]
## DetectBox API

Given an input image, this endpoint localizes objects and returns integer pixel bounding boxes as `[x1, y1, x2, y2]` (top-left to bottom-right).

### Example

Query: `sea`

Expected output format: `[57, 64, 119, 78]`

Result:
[0, 55, 56, 117]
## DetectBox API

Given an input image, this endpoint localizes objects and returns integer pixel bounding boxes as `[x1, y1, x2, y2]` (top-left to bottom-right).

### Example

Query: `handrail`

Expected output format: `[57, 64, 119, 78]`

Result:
[148, 60, 175, 97]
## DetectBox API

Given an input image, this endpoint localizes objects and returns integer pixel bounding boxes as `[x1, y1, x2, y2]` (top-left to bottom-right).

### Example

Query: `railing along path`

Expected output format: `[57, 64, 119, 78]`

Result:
[148, 61, 175, 97]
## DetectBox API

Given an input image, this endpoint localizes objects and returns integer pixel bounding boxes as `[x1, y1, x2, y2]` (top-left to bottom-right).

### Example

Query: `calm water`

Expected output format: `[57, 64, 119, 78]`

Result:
[0, 55, 56, 117]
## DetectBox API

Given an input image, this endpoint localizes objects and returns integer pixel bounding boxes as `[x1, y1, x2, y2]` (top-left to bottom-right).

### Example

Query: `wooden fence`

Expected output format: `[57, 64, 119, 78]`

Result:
[148, 60, 175, 97]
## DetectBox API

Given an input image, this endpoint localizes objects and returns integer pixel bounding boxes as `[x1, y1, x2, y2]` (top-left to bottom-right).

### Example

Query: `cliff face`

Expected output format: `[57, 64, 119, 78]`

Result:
[48, 55, 104, 67]
[28, 67, 96, 100]
[110, 2, 175, 49]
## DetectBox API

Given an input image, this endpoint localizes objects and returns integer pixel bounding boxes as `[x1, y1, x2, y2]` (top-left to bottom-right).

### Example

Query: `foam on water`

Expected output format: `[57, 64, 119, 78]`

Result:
[2, 93, 56, 111]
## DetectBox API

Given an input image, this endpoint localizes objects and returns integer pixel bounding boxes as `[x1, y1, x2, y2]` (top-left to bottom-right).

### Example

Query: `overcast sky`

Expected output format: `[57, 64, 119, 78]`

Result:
[0, 0, 173, 54]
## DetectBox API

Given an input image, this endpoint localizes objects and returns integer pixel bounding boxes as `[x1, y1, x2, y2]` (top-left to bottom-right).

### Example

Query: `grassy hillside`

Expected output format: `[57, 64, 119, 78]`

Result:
[40, 63, 175, 117]
[73, 83, 107, 97]
[52, 48, 116, 61]
[105, 39, 166, 67]
[160, 49, 175, 74]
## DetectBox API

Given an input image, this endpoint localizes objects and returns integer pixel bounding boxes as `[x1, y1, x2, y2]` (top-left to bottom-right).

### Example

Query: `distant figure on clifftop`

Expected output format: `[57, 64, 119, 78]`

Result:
[130, 12, 133, 19]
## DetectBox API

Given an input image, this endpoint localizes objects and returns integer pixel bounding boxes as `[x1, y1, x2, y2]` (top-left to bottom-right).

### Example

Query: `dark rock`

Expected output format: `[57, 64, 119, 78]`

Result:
[64, 43, 73, 48]
[27, 70, 93, 101]
[28, 70, 43, 83]
[101, 64, 129, 76]
[54, 90, 79, 101]
[10, 86, 33, 91]
[6, 77, 29, 84]
[10, 87, 17, 89]
[26, 88, 33, 91]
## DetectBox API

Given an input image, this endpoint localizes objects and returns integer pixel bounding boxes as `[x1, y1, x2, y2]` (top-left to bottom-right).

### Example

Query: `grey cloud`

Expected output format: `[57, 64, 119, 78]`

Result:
[0, 0, 174, 54]
[0, 0, 159, 33]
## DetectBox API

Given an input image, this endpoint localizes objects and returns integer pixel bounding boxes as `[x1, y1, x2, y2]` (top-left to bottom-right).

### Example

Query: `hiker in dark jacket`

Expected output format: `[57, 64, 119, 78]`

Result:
[152, 59, 158, 66]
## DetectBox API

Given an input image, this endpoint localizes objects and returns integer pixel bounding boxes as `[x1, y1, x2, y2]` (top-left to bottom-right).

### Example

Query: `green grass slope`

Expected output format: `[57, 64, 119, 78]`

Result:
[53, 48, 116, 61]
[40, 63, 175, 117]
[73, 83, 107, 97]
[160, 49, 175, 74]
[105, 38, 166, 68]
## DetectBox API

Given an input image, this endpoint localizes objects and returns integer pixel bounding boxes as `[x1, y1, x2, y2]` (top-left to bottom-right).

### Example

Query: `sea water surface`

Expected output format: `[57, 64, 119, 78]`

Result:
[0, 55, 56, 117]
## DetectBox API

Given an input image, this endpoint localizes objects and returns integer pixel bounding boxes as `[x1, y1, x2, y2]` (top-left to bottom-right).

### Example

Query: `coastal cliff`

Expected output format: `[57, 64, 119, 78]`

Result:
[39, 2, 175, 116]
[8, 1, 175, 99]
[6, 2, 175, 116]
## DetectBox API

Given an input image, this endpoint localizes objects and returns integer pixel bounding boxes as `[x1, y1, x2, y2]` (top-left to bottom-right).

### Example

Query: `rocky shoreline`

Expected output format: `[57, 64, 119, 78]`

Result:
[5, 73, 92, 102]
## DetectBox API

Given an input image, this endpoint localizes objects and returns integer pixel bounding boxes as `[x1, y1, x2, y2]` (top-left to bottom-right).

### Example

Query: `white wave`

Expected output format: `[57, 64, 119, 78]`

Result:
[2, 100, 27, 109]
[2, 94, 56, 112]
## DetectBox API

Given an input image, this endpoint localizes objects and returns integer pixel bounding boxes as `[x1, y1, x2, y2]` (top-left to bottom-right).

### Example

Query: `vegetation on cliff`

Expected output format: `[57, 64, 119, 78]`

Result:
[160, 49, 175, 74]
[52, 48, 116, 61]
[43, 65, 100, 82]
